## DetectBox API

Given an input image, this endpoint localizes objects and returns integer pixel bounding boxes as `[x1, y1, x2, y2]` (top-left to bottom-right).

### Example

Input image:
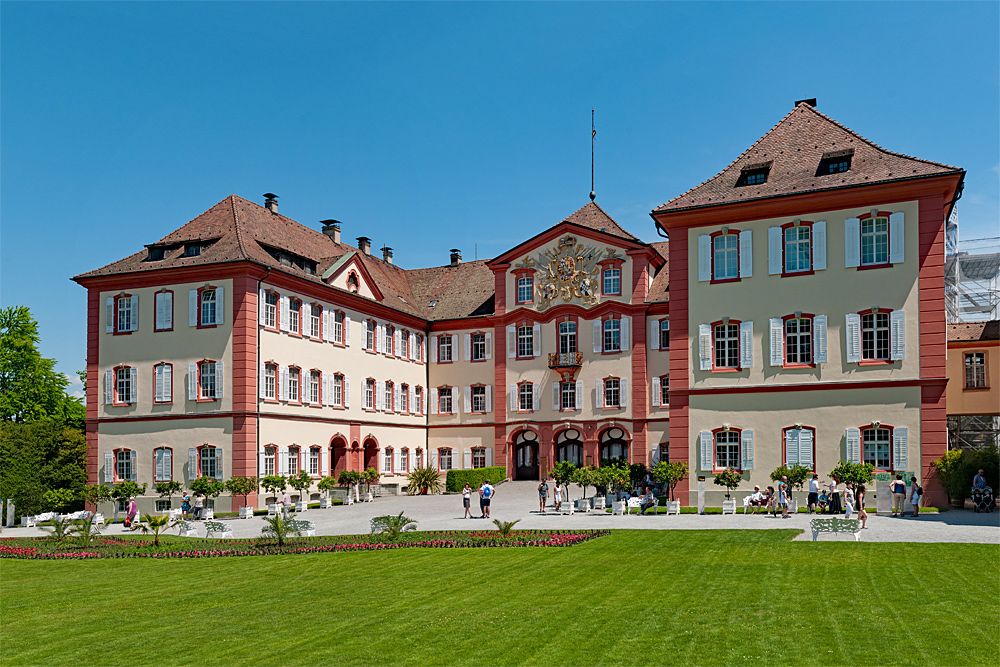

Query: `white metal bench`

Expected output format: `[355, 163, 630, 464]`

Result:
[168, 508, 183, 522]
[176, 520, 199, 537]
[267, 504, 278, 518]
[204, 521, 233, 539]
[94, 513, 106, 527]
[810, 517, 861, 542]
[626, 498, 642, 514]
[592, 497, 606, 511]
[203, 508, 215, 521]
[22, 516, 35, 528]
[286, 520, 315, 537]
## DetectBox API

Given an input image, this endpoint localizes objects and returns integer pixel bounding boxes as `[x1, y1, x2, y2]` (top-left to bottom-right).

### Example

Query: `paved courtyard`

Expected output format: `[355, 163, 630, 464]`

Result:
[13, 481, 1000, 543]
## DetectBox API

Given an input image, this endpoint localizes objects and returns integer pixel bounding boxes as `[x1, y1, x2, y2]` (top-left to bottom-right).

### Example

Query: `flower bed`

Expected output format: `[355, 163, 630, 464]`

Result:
[0, 530, 607, 560]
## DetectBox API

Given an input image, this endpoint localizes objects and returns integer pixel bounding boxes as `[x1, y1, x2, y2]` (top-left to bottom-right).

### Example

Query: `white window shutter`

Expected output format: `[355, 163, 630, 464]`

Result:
[163, 449, 172, 481]
[376, 324, 383, 353]
[395, 449, 403, 474]
[845, 313, 862, 363]
[532, 383, 540, 411]
[507, 325, 516, 358]
[278, 447, 288, 476]
[279, 367, 288, 402]
[649, 320, 659, 350]
[651, 447, 660, 466]
[890, 310, 906, 361]
[813, 221, 827, 270]
[155, 294, 164, 331]
[889, 212, 905, 264]
[394, 383, 401, 411]
[215, 287, 224, 325]
[408, 332, 415, 359]
[846, 428, 862, 464]
[129, 296, 139, 332]
[431, 335, 438, 362]
[215, 361, 224, 399]
[322, 309, 330, 341]
[430, 388, 438, 415]
[344, 376, 350, 408]
[258, 289, 266, 326]
[130, 367, 138, 402]
[464, 386, 472, 413]
[188, 448, 197, 479]
[344, 315, 351, 346]
[739, 230, 753, 278]
[323, 373, 331, 406]
[699, 324, 712, 371]
[813, 316, 828, 364]
[104, 451, 114, 483]
[189, 290, 198, 326]
[464, 448, 472, 469]
[768, 226, 783, 274]
[741, 430, 754, 470]
[799, 429, 814, 467]
[485, 332, 492, 359]
[420, 385, 425, 413]
[409, 385, 416, 413]
[552, 382, 560, 411]
[620, 317, 630, 351]
[700, 431, 712, 471]
[464, 334, 471, 361]
[258, 447, 267, 476]
[130, 450, 137, 481]
[845, 217, 861, 268]
[451, 387, 457, 412]
[215, 449, 224, 479]
[486, 448, 493, 467]
[593, 320, 602, 353]
[652, 377, 661, 407]
[509, 385, 517, 411]
[394, 329, 401, 355]
[893, 427, 909, 471]
[485, 385, 492, 412]
[769, 318, 784, 367]
[104, 369, 113, 405]
[619, 378, 627, 407]
[595, 379, 604, 409]
[106, 297, 114, 333]
[155, 449, 164, 482]
[532, 324, 540, 357]
[698, 235, 712, 281]
[575, 380, 583, 409]
[165, 291, 174, 329]
[739, 321, 754, 369]
[451, 334, 458, 359]
[785, 428, 800, 466]
[280, 295, 290, 332]
[188, 363, 198, 400]
[321, 447, 329, 477]
[162, 364, 172, 403]
[376, 381, 383, 411]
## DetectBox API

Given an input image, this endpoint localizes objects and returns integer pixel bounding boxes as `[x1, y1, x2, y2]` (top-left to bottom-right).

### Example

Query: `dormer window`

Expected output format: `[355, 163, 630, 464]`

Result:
[147, 247, 166, 261]
[184, 244, 201, 257]
[736, 161, 772, 187]
[817, 149, 854, 176]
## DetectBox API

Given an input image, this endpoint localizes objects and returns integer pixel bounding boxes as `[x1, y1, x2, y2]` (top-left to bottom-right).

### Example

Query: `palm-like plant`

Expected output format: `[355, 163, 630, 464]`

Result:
[260, 513, 302, 548]
[372, 512, 417, 541]
[40, 515, 75, 546]
[136, 513, 176, 547]
[71, 515, 103, 548]
[405, 465, 442, 495]
[492, 518, 520, 538]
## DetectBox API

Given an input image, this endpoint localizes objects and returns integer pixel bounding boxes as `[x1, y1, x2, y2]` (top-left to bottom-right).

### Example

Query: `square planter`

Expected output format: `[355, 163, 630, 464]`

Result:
[721, 499, 737, 515]
[238, 506, 254, 519]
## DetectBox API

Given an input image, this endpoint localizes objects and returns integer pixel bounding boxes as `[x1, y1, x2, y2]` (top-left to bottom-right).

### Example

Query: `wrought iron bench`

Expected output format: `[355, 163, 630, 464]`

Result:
[810, 517, 861, 542]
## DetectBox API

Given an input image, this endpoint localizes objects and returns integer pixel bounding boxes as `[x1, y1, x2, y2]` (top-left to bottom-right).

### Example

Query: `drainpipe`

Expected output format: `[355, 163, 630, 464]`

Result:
[255, 265, 271, 510]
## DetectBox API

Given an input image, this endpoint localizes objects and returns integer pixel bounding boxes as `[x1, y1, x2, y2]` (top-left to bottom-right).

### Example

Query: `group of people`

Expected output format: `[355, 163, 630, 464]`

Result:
[534, 479, 568, 513]
[745, 474, 869, 528]
[178, 491, 207, 521]
[461, 480, 496, 518]
[889, 474, 922, 518]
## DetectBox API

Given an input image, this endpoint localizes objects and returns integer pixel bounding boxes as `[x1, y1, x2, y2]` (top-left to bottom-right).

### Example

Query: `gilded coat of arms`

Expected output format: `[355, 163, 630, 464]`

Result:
[514, 234, 622, 310]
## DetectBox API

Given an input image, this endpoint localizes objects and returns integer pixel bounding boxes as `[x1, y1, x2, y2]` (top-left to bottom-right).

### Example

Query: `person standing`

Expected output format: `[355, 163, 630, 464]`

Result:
[281, 489, 291, 520]
[181, 493, 191, 520]
[126, 498, 138, 529]
[910, 476, 921, 517]
[462, 483, 473, 519]
[890, 474, 906, 517]
[807, 474, 821, 513]
[828, 478, 842, 515]
[553, 482, 563, 512]
[856, 484, 868, 528]
[844, 482, 856, 519]
[481, 479, 495, 519]
[778, 477, 790, 519]
[193, 491, 205, 520]
[538, 478, 549, 513]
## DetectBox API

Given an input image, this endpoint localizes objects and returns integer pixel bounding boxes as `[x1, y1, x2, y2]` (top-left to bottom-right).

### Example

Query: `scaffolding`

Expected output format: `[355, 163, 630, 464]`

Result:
[948, 415, 1000, 451]
[945, 207, 1000, 323]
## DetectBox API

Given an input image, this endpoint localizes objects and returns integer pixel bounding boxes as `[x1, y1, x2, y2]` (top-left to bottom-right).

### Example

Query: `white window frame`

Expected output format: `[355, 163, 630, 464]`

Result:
[784, 225, 811, 273]
[439, 335, 453, 362]
[603, 319, 621, 353]
[603, 268, 621, 295]
[264, 364, 276, 400]
[715, 431, 740, 470]
[517, 326, 533, 358]
[364, 379, 375, 410]
[471, 385, 486, 413]
[517, 276, 533, 303]
[603, 377, 621, 408]
[264, 292, 278, 328]
[713, 234, 739, 280]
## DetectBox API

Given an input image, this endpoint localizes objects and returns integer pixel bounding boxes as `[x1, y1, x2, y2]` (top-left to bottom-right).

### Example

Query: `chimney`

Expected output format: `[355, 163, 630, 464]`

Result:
[321, 219, 341, 244]
[263, 193, 279, 213]
[450, 248, 461, 267]
[357, 237, 371, 255]
[794, 98, 817, 108]
[382, 246, 393, 264]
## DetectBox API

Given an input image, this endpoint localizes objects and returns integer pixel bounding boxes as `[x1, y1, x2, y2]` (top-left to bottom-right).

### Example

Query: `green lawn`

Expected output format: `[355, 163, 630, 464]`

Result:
[2, 530, 996, 666]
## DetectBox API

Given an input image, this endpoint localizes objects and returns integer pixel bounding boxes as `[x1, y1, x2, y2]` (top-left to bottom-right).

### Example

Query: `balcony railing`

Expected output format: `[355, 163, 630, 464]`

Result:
[548, 352, 583, 369]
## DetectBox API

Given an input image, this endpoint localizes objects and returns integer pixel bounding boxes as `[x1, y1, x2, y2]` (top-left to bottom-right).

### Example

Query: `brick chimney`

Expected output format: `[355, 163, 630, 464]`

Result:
[263, 193, 279, 213]
[357, 237, 371, 255]
[450, 249, 461, 267]
[382, 246, 393, 264]
[321, 220, 341, 244]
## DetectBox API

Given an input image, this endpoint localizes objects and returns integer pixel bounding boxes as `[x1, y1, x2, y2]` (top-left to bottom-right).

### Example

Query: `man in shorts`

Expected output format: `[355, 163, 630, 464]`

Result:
[807, 473, 820, 513]
[480, 480, 495, 519]
[538, 479, 549, 513]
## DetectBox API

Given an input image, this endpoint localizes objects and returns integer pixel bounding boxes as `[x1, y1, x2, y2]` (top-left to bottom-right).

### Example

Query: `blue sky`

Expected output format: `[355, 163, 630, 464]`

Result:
[2, 2, 998, 394]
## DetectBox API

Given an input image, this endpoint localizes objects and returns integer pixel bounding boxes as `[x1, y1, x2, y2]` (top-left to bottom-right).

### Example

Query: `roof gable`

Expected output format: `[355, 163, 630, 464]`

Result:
[324, 252, 385, 302]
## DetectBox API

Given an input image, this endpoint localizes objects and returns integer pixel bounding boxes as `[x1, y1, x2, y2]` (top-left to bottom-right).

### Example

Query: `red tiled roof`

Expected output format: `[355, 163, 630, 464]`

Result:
[561, 201, 638, 241]
[948, 320, 1000, 342]
[645, 241, 669, 304]
[654, 103, 963, 213]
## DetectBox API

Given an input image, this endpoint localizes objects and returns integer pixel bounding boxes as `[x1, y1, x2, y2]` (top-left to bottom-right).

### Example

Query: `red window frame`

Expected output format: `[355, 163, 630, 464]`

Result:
[414, 386, 424, 415]
[384, 325, 395, 358]
[556, 316, 579, 355]
[331, 310, 346, 346]
[438, 385, 454, 414]
[112, 364, 134, 406]
[781, 425, 817, 471]
[112, 293, 135, 335]
[779, 221, 815, 277]
[856, 211, 894, 271]
[437, 334, 454, 364]
[307, 303, 323, 341]
[112, 447, 134, 482]
[857, 307, 894, 366]
[709, 229, 742, 285]
[195, 444, 221, 478]
[263, 446, 277, 476]
[286, 445, 300, 477]
[513, 269, 535, 305]
[414, 334, 425, 364]
[346, 271, 360, 293]
[285, 365, 302, 405]
[196, 286, 220, 329]
[286, 298, 303, 337]
[656, 318, 669, 351]
[964, 351, 989, 390]
[515, 322, 534, 360]
[599, 258, 625, 296]
[399, 383, 409, 414]
[470, 331, 489, 362]
[601, 314, 623, 355]
[307, 368, 322, 406]
[400, 329, 410, 359]
[309, 446, 321, 478]
[384, 380, 395, 413]
[516, 381, 534, 413]
[152, 362, 173, 404]
[601, 376, 621, 409]
[859, 423, 896, 472]
[382, 447, 394, 476]
[154, 289, 174, 332]
[195, 359, 220, 402]
[710, 426, 743, 473]
[711, 318, 742, 372]
[470, 384, 487, 414]
[400, 448, 410, 473]
[330, 373, 345, 408]
[263, 362, 279, 403]
[262, 290, 280, 331]
[153, 446, 173, 482]
[437, 447, 453, 472]
[782, 313, 817, 369]
[363, 378, 376, 412]
[659, 375, 669, 406]
[364, 319, 377, 353]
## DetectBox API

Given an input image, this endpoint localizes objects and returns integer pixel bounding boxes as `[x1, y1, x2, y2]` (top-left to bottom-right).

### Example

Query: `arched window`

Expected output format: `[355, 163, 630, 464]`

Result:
[600, 427, 629, 464]
[556, 428, 584, 467]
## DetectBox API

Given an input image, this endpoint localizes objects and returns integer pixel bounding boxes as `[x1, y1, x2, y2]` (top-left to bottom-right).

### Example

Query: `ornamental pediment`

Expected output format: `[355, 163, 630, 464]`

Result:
[514, 234, 624, 310]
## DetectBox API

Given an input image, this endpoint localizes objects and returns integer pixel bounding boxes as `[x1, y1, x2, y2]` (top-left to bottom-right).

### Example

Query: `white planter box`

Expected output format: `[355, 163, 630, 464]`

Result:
[666, 500, 681, 515]
[319, 498, 332, 509]
[294, 502, 307, 513]
[721, 499, 737, 515]
[238, 506, 254, 519]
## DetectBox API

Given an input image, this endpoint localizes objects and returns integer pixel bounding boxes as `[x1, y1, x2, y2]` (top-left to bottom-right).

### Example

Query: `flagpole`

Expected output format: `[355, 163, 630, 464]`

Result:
[590, 109, 596, 201]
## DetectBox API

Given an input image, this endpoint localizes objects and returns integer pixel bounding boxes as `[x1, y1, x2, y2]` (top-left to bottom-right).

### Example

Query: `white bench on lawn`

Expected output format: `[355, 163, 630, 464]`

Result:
[810, 517, 862, 541]
[175, 520, 199, 538]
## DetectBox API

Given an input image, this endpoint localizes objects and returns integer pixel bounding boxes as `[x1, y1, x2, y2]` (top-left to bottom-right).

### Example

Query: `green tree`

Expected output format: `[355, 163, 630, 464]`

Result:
[82, 484, 113, 508]
[225, 477, 259, 509]
[572, 466, 599, 499]
[260, 475, 287, 497]
[288, 470, 312, 505]
[317, 475, 339, 499]
[0, 420, 87, 517]
[827, 461, 876, 491]
[550, 461, 578, 486]
[189, 476, 224, 499]
[770, 464, 812, 493]
[39, 514, 75, 545]
[154, 481, 183, 509]
[71, 514, 103, 548]
[651, 461, 689, 501]
[362, 467, 380, 492]
[492, 518, 521, 538]
[405, 466, 442, 495]
[111, 481, 147, 521]
[42, 488, 77, 513]
[713, 469, 743, 499]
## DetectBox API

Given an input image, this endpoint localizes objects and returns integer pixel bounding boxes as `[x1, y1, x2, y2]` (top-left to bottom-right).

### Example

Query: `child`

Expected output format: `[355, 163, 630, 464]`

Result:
[818, 490, 829, 513]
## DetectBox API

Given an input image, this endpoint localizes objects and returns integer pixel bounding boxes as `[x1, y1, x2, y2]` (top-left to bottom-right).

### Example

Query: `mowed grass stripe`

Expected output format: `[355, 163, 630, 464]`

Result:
[1, 530, 997, 667]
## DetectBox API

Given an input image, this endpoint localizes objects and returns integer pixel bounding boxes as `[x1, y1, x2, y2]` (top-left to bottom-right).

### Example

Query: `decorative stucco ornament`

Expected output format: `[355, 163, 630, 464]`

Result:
[529, 235, 617, 310]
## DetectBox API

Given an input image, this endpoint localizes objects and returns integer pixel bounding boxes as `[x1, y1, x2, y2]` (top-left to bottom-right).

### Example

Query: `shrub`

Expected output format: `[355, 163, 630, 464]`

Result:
[769, 464, 812, 492]
[337, 470, 361, 488]
[42, 488, 77, 513]
[288, 470, 312, 502]
[407, 466, 443, 495]
[189, 477, 224, 499]
[493, 518, 521, 538]
[225, 477, 258, 508]
[445, 466, 506, 493]
[933, 446, 999, 502]
[827, 461, 875, 491]
[651, 461, 688, 501]
[713, 469, 742, 498]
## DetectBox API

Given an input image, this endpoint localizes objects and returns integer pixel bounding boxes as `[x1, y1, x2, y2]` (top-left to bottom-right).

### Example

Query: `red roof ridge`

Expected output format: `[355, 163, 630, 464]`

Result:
[229, 194, 250, 260]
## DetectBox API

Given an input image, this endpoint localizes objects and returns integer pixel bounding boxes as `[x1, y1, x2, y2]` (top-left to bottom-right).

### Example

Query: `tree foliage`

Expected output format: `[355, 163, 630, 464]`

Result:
[317, 476, 339, 497]
[572, 466, 599, 498]
[651, 461, 689, 500]
[827, 461, 876, 491]
[288, 470, 312, 501]
[769, 464, 813, 492]
[933, 446, 999, 502]
[337, 470, 361, 488]
[713, 469, 743, 498]
[225, 477, 259, 507]
[550, 461, 578, 486]
[0, 419, 87, 516]
[111, 481, 148, 503]
[260, 475, 287, 495]
[188, 477, 224, 498]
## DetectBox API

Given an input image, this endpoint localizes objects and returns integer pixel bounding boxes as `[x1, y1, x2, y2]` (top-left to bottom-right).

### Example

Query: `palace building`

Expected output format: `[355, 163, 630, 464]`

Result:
[74, 101, 963, 511]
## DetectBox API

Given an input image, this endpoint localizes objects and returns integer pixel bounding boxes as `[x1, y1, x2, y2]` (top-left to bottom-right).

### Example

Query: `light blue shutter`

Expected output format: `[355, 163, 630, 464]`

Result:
[770, 318, 784, 366]
[846, 428, 861, 464]
[768, 227, 782, 274]
[189, 290, 198, 326]
[163, 448, 172, 482]
[893, 428, 908, 471]
[813, 316, 828, 364]
[785, 429, 800, 466]
[215, 361, 224, 399]
[698, 235, 712, 281]
[845, 218, 861, 268]
[130, 296, 139, 331]
[845, 314, 862, 364]
[739, 230, 753, 278]
[105, 369, 114, 405]
[188, 448, 197, 479]
[700, 431, 713, 471]
[651, 377, 660, 407]
[619, 379, 627, 408]
[739, 321, 754, 369]
[188, 363, 198, 400]
[215, 448, 224, 480]
[215, 287, 224, 325]
[344, 314, 351, 346]
[106, 297, 115, 333]
[890, 310, 906, 361]
[799, 429, 813, 467]
[813, 221, 827, 270]
[130, 367, 138, 402]
[889, 212, 905, 264]
[699, 324, 712, 371]
[741, 430, 754, 470]
[104, 451, 114, 483]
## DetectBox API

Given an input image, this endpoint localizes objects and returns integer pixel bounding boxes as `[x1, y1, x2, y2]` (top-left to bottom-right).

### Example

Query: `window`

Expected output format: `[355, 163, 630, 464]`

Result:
[439, 387, 453, 414]
[861, 216, 889, 266]
[154, 363, 172, 403]
[200, 289, 218, 326]
[472, 448, 486, 468]
[603, 378, 620, 408]
[365, 320, 376, 350]
[183, 243, 201, 257]
[287, 447, 299, 476]
[965, 353, 987, 389]
[660, 376, 669, 405]
[517, 326, 533, 357]
[309, 371, 320, 405]
[264, 292, 278, 328]
[384, 326, 394, 356]
[603, 268, 621, 296]
[347, 273, 359, 292]
[817, 152, 852, 175]
[603, 319, 621, 353]
[264, 447, 275, 476]
[332, 374, 344, 406]
[115, 367, 134, 404]
[153, 447, 172, 482]
[113, 294, 136, 333]
[438, 335, 453, 362]
[197, 361, 218, 400]
[784, 226, 811, 273]
[400, 449, 409, 472]
[384, 381, 394, 412]
[287, 367, 299, 402]
[714, 323, 740, 369]
[559, 322, 577, 354]
[784, 427, 815, 468]
[737, 163, 770, 186]
[471, 386, 486, 413]
[309, 305, 321, 339]
[400, 331, 409, 359]
[332, 311, 345, 344]
[560, 382, 576, 411]
[862, 428, 891, 469]
[200, 447, 219, 478]
[116, 450, 133, 481]
[785, 318, 812, 365]
[518, 383, 533, 412]
[472, 333, 486, 361]
[154, 291, 173, 331]
[659, 319, 670, 350]
[861, 312, 890, 361]
[288, 299, 300, 334]
[439, 448, 453, 471]
[309, 448, 319, 476]
[715, 431, 740, 470]
[155, 500, 171, 512]
[517, 276, 533, 304]
[713, 234, 739, 280]
[364, 379, 375, 410]
[264, 364, 276, 400]
[399, 384, 408, 413]
[414, 386, 423, 414]
[414, 335, 424, 362]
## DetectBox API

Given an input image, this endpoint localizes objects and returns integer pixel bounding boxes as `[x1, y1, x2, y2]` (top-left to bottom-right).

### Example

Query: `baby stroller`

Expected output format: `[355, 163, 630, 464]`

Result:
[971, 485, 994, 513]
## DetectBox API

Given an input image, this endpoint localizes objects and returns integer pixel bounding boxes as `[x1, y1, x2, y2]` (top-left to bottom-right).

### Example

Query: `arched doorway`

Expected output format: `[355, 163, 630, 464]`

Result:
[363, 438, 378, 471]
[513, 430, 539, 480]
[331, 436, 348, 476]
[599, 426, 630, 465]
[555, 428, 584, 467]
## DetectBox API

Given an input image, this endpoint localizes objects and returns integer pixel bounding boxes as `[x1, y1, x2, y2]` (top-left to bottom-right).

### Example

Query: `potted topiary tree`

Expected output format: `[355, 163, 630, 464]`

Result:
[362, 467, 380, 495]
[317, 475, 338, 508]
[225, 476, 259, 518]
[550, 461, 578, 504]
[288, 470, 312, 511]
[713, 469, 742, 513]
[154, 480, 182, 514]
[652, 461, 688, 514]
[337, 470, 362, 502]
[189, 477, 224, 518]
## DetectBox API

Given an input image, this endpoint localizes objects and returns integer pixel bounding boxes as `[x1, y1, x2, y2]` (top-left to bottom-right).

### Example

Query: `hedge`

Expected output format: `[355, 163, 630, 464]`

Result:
[445, 466, 507, 493]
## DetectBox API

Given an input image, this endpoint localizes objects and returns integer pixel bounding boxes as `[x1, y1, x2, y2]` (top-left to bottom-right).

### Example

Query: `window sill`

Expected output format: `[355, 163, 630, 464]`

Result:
[963, 386, 990, 391]
[112, 331, 132, 336]
[286, 330, 302, 338]
[781, 269, 815, 278]
[709, 277, 741, 285]
[152, 400, 173, 405]
[601, 350, 622, 356]
[111, 401, 133, 407]
[262, 398, 279, 404]
[154, 328, 174, 333]
[857, 263, 893, 271]
[782, 362, 817, 369]
[470, 358, 488, 363]
[711, 367, 741, 373]
[858, 359, 894, 366]
[197, 323, 219, 330]
[437, 359, 454, 364]
[196, 397, 218, 403]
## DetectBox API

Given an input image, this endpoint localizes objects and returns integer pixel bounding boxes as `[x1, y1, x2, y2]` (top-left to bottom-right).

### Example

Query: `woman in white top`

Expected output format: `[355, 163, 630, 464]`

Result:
[462, 483, 473, 519]
[910, 476, 921, 517]
[553, 482, 562, 511]
[843, 482, 855, 519]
